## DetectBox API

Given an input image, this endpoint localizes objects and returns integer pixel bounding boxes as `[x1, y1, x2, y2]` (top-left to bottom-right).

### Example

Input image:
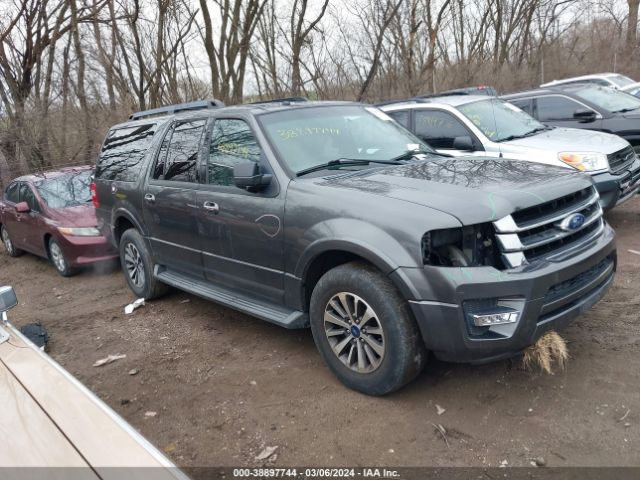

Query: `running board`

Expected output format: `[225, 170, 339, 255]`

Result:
[154, 267, 308, 329]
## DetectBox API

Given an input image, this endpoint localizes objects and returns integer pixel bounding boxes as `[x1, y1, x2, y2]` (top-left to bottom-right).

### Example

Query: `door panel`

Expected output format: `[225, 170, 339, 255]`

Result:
[143, 119, 207, 276]
[18, 183, 47, 255]
[143, 184, 201, 275]
[197, 118, 285, 303]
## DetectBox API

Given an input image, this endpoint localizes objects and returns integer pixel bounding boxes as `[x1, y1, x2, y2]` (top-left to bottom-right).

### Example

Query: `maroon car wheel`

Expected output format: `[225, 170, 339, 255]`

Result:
[1, 226, 23, 257]
[49, 239, 77, 277]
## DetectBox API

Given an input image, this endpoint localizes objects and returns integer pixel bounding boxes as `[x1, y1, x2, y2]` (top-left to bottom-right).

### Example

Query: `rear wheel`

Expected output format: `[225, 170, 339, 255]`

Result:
[1, 225, 23, 257]
[309, 261, 426, 395]
[49, 238, 77, 277]
[119, 229, 168, 300]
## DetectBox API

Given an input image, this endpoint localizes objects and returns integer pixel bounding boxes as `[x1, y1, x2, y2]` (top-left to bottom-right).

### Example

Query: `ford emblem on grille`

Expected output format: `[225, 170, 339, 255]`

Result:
[558, 213, 586, 231]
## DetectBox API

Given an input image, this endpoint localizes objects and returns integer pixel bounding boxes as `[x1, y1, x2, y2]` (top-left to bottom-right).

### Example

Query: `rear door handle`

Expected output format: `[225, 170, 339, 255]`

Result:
[144, 193, 155, 203]
[203, 201, 219, 214]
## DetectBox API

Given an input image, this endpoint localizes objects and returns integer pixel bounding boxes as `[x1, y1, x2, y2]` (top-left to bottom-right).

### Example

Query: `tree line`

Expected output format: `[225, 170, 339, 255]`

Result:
[0, 0, 638, 187]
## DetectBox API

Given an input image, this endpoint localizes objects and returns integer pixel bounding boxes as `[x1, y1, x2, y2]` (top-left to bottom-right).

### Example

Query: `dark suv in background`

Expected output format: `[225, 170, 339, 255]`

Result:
[502, 84, 640, 154]
[93, 99, 616, 394]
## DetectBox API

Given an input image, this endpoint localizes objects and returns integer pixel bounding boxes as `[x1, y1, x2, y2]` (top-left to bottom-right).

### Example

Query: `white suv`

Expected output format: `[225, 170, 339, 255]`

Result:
[541, 73, 636, 90]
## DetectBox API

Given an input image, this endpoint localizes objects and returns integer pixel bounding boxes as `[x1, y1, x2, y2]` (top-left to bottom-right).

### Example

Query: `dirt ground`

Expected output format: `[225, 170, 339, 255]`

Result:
[2, 200, 639, 470]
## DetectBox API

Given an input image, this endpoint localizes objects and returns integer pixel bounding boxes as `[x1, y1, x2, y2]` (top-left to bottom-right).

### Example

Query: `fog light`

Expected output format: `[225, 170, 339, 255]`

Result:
[472, 308, 520, 327]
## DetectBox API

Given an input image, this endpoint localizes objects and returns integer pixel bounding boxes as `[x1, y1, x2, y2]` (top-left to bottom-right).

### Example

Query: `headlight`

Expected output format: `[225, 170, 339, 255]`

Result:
[58, 227, 101, 236]
[558, 152, 608, 172]
[422, 224, 503, 268]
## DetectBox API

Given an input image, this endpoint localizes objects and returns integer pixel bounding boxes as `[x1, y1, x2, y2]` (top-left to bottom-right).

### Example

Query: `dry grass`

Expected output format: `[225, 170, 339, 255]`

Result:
[522, 331, 569, 374]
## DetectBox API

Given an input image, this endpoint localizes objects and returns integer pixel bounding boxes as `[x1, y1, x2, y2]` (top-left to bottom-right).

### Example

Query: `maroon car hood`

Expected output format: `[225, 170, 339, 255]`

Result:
[47, 204, 97, 228]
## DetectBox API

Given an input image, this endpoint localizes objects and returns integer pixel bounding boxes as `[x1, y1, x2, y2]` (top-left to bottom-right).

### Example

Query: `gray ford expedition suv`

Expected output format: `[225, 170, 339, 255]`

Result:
[92, 99, 616, 395]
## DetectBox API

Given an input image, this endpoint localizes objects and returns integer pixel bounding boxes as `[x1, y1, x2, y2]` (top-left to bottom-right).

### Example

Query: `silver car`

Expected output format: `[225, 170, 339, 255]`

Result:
[380, 95, 640, 210]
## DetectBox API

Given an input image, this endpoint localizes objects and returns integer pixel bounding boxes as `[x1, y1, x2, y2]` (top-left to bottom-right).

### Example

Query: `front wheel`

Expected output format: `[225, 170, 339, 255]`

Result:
[1, 225, 23, 257]
[49, 238, 77, 277]
[119, 229, 168, 300]
[309, 262, 426, 395]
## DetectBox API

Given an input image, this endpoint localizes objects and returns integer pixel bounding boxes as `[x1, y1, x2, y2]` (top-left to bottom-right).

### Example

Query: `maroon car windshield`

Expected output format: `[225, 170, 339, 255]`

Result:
[35, 171, 93, 209]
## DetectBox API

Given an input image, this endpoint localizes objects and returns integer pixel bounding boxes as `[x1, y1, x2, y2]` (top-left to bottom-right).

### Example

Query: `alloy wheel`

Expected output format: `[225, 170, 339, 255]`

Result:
[1, 228, 13, 255]
[124, 242, 145, 288]
[323, 292, 386, 373]
[50, 242, 66, 272]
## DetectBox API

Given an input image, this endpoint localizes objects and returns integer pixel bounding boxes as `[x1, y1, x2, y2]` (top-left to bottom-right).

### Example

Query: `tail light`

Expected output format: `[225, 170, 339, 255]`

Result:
[90, 182, 99, 208]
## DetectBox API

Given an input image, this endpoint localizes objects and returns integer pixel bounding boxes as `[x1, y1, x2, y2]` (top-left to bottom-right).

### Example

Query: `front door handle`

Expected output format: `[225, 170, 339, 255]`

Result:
[144, 193, 155, 203]
[203, 201, 219, 214]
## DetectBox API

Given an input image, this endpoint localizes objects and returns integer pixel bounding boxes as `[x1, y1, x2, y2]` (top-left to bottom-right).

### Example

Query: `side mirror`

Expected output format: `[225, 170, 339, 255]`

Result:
[233, 161, 272, 192]
[15, 201, 30, 213]
[573, 109, 597, 122]
[452, 136, 475, 151]
[0, 286, 18, 314]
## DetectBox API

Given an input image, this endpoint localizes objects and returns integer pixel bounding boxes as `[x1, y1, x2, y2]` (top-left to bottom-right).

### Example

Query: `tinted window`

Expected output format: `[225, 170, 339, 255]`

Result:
[96, 123, 157, 182]
[153, 120, 205, 182]
[4, 182, 19, 203]
[208, 119, 262, 186]
[35, 171, 92, 209]
[414, 110, 471, 149]
[509, 99, 533, 115]
[535, 96, 582, 121]
[388, 110, 410, 128]
[19, 184, 40, 212]
[259, 106, 433, 173]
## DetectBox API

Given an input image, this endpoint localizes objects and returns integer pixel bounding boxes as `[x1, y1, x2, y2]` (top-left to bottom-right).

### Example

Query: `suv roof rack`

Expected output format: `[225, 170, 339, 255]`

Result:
[129, 99, 225, 120]
[249, 96, 308, 105]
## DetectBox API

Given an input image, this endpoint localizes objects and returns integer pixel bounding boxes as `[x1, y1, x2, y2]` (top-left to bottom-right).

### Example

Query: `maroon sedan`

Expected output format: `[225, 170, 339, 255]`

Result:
[0, 166, 117, 276]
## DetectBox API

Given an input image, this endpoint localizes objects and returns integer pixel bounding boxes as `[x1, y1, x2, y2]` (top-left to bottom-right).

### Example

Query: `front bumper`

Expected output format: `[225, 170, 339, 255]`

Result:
[391, 223, 616, 363]
[591, 158, 640, 210]
[56, 234, 119, 267]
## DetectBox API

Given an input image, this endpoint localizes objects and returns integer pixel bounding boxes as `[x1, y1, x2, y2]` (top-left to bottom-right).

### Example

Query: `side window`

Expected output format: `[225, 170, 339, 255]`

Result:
[387, 110, 410, 128]
[4, 182, 19, 203]
[95, 123, 157, 182]
[536, 96, 584, 121]
[19, 184, 40, 212]
[208, 119, 262, 186]
[414, 110, 472, 149]
[509, 99, 533, 115]
[154, 120, 206, 182]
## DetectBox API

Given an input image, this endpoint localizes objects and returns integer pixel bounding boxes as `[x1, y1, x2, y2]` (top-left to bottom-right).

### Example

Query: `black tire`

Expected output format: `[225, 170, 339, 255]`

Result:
[49, 238, 77, 277]
[309, 261, 426, 395]
[119, 229, 168, 300]
[1, 225, 23, 257]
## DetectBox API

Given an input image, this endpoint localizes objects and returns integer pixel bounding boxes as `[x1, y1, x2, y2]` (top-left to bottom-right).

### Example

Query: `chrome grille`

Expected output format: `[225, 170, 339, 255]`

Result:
[493, 187, 604, 268]
[608, 146, 636, 174]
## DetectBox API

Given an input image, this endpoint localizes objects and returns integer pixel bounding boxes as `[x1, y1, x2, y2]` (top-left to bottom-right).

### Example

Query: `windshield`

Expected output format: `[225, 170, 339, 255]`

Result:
[608, 74, 635, 88]
[458, 98, 546, 142]
[258, 105, 434, 173]
[35, 170, 92, 209]
[574, 86, 640, 112]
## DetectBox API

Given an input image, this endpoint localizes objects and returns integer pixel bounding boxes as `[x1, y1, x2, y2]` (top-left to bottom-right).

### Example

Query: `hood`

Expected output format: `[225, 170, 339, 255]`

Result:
[622, 111, 640, 119]
[318, 157, 593, 225]
[502, 127, 629, 155]
[46, 204, 97, 227]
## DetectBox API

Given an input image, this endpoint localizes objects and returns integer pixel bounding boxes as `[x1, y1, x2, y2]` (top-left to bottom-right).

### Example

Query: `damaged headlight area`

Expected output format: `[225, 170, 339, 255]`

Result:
[422, 224, 504, 269]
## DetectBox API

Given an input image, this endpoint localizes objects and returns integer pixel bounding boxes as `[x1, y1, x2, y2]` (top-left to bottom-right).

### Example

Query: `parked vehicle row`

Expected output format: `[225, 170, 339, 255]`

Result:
[380, 94, 640, 210]
[0, 91, 630, 395]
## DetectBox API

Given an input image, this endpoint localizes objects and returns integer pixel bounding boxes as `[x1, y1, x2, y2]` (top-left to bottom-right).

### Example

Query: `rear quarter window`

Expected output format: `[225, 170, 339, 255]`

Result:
[95, 123, 157, 182]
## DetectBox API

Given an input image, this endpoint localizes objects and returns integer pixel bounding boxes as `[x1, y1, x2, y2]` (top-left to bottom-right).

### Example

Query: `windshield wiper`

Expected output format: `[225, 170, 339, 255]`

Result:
[498, 126, 551, 142]
[296, 158, 406, 177]
[612, 107, 639, 113]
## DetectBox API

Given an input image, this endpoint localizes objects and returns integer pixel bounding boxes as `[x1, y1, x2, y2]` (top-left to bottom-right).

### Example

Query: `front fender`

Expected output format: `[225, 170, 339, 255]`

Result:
[293, 218, 423, 279]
